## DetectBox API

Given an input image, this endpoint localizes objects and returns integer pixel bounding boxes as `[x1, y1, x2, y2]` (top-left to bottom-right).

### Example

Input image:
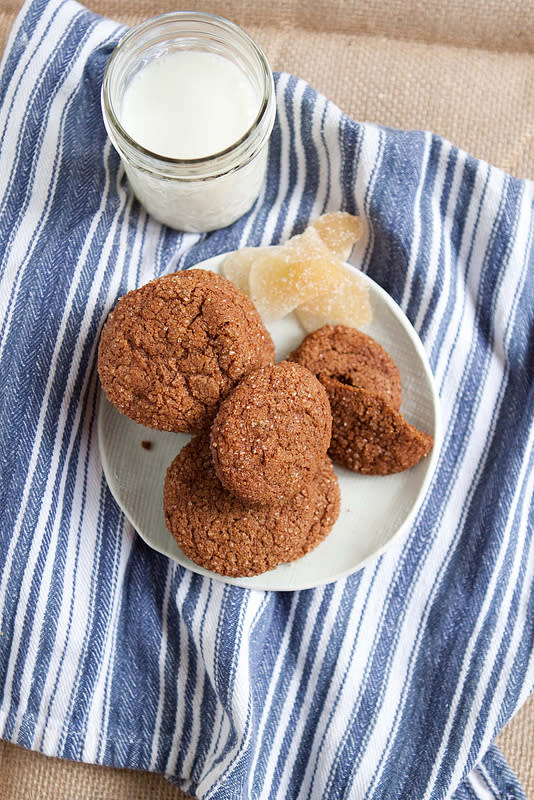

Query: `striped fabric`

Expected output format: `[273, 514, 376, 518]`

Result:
[0, 1, 533, 798]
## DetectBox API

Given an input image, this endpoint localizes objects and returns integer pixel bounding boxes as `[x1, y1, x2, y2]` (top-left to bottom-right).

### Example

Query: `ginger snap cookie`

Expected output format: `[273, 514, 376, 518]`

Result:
[210, 362, 332, 505]
[321, 375, 433, 475]
[288, 324, 402, 409]
[164, 435, 340, 578]
[98, 269, 275, 433]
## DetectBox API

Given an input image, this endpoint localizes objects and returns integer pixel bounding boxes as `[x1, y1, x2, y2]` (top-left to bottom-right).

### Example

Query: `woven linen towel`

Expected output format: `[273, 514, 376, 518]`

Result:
[1, 1, 533, 798]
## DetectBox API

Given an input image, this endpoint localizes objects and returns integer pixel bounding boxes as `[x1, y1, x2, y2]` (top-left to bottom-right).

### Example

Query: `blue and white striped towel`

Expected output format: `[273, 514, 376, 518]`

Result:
[1, 1, 533, 798]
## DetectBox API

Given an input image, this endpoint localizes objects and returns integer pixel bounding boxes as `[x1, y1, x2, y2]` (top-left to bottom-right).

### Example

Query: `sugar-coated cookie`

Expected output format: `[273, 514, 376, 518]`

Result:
[288, 324, 402, 409]
[321, 375, 433, 474]
[98, 269, 275, 433]
[164, 435, 340, 577]
[210, 362, 332, 504]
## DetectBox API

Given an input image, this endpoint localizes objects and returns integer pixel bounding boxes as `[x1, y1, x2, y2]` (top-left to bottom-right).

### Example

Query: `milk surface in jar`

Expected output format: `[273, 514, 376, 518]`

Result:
[120, 51, 259, 160]
[101, 13, 276, 232]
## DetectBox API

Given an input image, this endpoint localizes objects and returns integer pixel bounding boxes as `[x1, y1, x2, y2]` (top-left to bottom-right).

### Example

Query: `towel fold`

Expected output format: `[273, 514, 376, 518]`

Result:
[0, 1, 533, 798]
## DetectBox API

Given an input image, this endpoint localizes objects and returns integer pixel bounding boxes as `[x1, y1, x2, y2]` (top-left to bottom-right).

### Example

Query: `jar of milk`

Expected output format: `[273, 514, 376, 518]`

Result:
[101, 12, 276, 232]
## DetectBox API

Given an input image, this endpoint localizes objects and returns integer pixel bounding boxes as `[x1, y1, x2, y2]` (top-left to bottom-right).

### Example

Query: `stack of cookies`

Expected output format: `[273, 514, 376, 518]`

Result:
[288, 325, 434, 475]
[98, 269, 340, 578]
[164, 362, 340, 577]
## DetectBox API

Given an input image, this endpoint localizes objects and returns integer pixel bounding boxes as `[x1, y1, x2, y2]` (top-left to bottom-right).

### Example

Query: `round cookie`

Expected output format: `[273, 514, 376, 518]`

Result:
[98, 269, 275, 433]
[288, 324, 402, 409]
[321, 375, 433, 474]
[164, 435, 340, 578]
[210, 362, 332, 504]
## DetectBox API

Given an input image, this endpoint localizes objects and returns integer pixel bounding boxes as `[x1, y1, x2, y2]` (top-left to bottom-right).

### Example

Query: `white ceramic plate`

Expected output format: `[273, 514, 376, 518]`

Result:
[98, 254, 441, 591]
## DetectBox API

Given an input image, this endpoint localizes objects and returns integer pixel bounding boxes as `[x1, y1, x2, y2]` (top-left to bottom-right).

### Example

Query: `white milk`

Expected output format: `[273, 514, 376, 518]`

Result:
[102, 14, 276, 232]
[121, 51, 260, 160]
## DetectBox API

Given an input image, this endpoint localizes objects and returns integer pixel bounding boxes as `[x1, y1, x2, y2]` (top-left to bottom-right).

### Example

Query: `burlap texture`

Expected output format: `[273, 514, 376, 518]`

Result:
[0, 0, 532, 797]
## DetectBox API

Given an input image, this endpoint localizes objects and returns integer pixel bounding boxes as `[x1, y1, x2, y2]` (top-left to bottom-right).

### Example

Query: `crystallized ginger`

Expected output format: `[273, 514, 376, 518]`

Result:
[249, 227, 345, 322]
[222, 246, 271, 294]
[309, 211, 363, 261]
[221, 211, 372, 330]
[295, 267, 372, 333]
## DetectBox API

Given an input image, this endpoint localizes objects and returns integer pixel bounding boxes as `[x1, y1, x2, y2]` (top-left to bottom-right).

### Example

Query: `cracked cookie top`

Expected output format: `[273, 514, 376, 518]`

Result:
[97, 269, 275, 433]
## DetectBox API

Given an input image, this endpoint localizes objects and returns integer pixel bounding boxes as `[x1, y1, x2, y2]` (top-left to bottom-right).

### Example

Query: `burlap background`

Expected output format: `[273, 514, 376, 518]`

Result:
[0, 0, 533, 797]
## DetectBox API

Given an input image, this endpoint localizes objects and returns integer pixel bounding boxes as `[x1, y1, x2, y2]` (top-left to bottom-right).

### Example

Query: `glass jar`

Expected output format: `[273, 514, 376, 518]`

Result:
[101, 12, 276, 233]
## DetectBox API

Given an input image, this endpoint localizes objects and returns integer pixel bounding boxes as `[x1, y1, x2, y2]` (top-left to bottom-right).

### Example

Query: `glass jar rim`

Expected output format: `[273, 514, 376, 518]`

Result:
[101, 11, 275, 174]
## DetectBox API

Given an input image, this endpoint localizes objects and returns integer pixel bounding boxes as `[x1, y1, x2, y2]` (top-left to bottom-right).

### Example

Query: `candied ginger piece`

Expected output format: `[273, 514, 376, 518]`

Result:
[249, 227, 345, 322]
[309, 212, 363, 262]
[222, 246, 272, 294]
[295, 266, 372, 333]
